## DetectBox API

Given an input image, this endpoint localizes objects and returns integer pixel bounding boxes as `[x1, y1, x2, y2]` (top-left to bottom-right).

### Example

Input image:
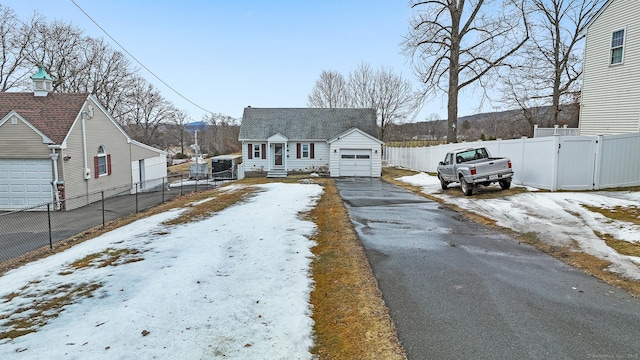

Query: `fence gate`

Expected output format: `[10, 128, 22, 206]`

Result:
[555, 137, 597, 191]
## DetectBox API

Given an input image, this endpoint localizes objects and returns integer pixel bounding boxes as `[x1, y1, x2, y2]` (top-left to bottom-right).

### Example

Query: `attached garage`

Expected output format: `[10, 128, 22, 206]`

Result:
[339, 149, 372, 177]
[0, 159, 53, 210]
[329, 128, 384, 177]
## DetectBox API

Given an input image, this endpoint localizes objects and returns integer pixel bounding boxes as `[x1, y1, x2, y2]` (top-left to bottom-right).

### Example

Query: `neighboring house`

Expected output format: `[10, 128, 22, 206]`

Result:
[0, 67, 167, 211]
[579, 0, 640, 135]
[238, 107, 383, 178]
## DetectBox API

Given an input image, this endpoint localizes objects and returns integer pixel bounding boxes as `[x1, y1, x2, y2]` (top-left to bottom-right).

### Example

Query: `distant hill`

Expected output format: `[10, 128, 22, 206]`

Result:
[386, 104, 579, 141]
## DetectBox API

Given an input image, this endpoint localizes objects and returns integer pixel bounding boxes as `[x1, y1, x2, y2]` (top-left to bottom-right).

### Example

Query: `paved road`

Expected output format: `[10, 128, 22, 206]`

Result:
[0, 183, 214, 262]
[335, 178, 640, 360]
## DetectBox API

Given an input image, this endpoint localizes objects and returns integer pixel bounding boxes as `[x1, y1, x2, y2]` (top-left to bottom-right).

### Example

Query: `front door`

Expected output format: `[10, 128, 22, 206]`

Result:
[274, 144, 283, 167]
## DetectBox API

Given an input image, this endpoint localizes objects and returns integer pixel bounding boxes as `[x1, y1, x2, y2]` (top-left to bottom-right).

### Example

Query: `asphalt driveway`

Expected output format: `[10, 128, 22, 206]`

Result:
[335, 178, 640, 360]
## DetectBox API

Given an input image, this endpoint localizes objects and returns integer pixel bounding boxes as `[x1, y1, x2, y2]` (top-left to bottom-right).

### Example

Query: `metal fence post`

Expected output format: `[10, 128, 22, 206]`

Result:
[180, 175, 184, 196]
[47, 203, 53, 249]
[135, 182, 139, 213]
[162, 177, 165, 203]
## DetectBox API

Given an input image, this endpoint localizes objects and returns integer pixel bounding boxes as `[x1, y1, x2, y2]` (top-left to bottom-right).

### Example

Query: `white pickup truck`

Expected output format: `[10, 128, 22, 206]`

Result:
[437, 147, 513, 196]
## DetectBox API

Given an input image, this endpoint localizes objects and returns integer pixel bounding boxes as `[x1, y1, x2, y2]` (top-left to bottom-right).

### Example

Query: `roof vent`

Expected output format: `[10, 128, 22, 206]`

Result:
[31, 66, 54, 97]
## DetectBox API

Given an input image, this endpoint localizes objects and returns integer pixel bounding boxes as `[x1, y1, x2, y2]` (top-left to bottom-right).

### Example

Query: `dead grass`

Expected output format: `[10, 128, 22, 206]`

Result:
[593, 231, 640, 258]
[0, 282, 103, 340]
[383, 167, 640, 298]
[309, 179, 405, 359]
[583, 205, 640, 226]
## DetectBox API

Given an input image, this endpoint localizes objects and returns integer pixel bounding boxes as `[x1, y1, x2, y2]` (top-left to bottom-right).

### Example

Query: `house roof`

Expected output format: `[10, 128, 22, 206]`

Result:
[0, 92, 89, 144]
[239, 107, 378, 140]
[579, 0, 614, 37]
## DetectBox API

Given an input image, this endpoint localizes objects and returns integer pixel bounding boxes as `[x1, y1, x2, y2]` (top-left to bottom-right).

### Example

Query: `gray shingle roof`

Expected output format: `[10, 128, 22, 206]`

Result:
[239, 107, 378, 140]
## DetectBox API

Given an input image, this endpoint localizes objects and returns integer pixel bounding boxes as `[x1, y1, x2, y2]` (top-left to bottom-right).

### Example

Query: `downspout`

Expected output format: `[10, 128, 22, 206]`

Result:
[81, 111, 90, 181]
[48, 146, 61, 208]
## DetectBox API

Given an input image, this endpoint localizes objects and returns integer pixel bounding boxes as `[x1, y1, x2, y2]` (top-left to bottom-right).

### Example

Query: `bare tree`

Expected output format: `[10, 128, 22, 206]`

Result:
[374, 66, 420, 140]
[308, 63, 420, 140]
[0, 6, 41, 91]
[307, 70, 349, 108]
[502, 0, 604, 126]
[122, 76, 176, 147]
[347, 62, 376, 109]
[203, 113, 240, 155]
[402, 0, 529, 143]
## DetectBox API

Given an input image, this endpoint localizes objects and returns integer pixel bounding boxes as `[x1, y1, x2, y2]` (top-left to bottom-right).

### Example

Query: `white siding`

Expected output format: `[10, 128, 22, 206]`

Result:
[580, 0, 640, 135]
[329, 130, 382, 177]
[242, 141, 269, 172]
[287, 142, 329, 172]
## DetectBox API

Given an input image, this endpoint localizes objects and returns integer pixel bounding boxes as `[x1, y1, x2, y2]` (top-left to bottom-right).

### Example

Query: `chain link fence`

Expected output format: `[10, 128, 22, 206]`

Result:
[0, 174, 228, 264]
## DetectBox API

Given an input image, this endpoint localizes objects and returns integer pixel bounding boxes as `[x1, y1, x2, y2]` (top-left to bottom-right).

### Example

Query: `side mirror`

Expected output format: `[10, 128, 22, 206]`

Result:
[439, 161, 444, 165]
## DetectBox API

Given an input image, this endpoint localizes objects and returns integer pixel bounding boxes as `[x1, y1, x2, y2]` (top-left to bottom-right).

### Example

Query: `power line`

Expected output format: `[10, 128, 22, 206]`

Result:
[69, 0, 214, 116]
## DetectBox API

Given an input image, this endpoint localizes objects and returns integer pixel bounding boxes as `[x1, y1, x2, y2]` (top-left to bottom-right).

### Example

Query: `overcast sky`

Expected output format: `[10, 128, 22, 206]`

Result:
[7, 0, 489, 122]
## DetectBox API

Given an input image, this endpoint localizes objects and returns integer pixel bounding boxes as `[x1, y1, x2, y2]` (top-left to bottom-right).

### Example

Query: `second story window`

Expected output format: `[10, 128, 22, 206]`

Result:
[611, 29, 625, 65]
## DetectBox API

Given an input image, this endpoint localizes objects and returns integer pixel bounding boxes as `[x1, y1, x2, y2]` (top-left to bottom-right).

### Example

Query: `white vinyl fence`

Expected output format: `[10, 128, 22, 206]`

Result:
[384, 133, 640, 191]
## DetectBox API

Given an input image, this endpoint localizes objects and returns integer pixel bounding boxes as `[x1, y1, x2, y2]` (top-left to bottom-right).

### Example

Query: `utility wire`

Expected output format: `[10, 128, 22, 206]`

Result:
[70, 0, 214, 116]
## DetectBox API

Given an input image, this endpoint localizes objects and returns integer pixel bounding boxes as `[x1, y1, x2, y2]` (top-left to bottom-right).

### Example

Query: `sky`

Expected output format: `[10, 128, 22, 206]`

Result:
[1, 175, 639, 358]
[0, 182, 323, 359]
[4, 0, 488, 123]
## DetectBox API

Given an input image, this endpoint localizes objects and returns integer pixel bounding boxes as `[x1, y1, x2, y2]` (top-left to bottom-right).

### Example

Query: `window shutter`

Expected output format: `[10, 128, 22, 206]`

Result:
[93, 156, 99, 178]
[296, 143, 301, 159]
[261, 144, 266, 159]
[107, 154, 112, 175]
[310, 143, 315, 159]
[248, 143, 253, 159]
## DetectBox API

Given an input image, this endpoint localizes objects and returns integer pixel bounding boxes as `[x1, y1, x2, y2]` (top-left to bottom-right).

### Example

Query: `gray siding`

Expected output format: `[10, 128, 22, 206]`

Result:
[0, 117, 51, 157]
[62, 102, 132, 201]
[580, 0, 640, 135]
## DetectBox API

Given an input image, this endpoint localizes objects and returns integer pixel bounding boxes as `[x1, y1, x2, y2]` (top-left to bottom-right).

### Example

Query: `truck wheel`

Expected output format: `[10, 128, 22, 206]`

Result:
[499, 179, 511, 190]
[438, 174, 448, 190]
[460, 176, 473, 196]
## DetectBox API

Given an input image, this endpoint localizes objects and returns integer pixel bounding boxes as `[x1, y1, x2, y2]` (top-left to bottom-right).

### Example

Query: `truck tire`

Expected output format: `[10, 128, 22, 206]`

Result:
[499, 179, 511, 190]
[438, 174, 448, 190]
[460, 176, 473, 196]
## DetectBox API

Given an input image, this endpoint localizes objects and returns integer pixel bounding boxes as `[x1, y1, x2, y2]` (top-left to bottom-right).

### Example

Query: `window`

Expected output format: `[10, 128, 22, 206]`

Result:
[341, 154, 355, 159]
[253, 144, 261, 159]
[296, 143, 314, 159]
[94, 145, 111, 178]
[611, 29, 625, 65]
[356, 155, 370, 159]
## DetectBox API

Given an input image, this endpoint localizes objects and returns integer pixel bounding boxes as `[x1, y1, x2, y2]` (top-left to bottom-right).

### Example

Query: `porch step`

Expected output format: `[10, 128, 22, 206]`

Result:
[266, 169, 288, 178]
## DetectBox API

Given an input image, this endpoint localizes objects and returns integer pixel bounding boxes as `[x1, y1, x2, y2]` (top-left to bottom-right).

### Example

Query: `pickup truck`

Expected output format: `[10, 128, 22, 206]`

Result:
[437, 147, 513, 196]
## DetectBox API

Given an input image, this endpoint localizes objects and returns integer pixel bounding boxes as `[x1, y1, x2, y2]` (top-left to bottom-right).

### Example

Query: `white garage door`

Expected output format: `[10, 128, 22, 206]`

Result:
[339, 149, 372, 177]
[0, 159, 53, 210]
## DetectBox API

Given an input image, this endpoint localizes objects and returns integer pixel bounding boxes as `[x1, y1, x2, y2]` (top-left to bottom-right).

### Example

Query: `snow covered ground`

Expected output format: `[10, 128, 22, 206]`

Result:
[0, 183, 323, 359]
[397, 172, 640, 280]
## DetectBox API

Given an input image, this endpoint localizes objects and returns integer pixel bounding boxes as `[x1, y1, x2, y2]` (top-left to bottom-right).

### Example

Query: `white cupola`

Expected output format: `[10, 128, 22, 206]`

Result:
[31, 66, 54, 97]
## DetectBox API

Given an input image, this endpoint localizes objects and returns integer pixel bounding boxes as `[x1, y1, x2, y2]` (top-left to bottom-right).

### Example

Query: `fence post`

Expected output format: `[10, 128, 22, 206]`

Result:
[162, 177, 166, 203]
[180, 175, 184, 196]
[101, 191, 105, 229]
[47, 203, 53, 249]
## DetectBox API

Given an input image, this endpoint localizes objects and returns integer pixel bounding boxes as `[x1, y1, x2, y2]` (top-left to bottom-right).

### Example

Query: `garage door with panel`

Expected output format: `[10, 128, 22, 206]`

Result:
[339, 149, 372, 177]
[0, 159, 52, 210]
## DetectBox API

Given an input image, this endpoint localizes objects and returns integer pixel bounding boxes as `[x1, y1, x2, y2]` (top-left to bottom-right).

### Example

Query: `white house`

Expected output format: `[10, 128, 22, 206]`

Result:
[238, 107, 383, 177]
[579, 0, 640, 135]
